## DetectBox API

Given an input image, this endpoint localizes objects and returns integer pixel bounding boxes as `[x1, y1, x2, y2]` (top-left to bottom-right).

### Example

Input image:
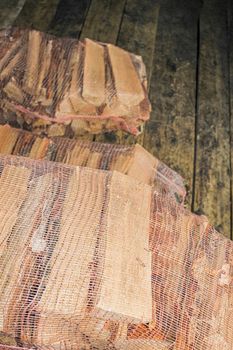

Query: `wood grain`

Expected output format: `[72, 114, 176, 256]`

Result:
[80, 0, 126, 44]
[193, 0, 231, 237]
[48, 0, 91, 38]
[14, 0, 60, 31]
[144, 0, 201, 207]
[228, 0, 233, 240]
[96, 172, 152, 323]
[82, 39, 105, 106]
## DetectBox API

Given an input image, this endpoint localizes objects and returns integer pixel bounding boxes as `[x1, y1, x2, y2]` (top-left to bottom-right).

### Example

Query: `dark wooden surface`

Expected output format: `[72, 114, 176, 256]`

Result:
[0, 0, 232, 239]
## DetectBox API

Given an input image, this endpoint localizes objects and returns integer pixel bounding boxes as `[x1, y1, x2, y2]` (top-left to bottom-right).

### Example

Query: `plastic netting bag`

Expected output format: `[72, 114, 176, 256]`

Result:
[0, 154, 232, 350]
[0, 28, 151, 136]
[0, 125, 186, 204]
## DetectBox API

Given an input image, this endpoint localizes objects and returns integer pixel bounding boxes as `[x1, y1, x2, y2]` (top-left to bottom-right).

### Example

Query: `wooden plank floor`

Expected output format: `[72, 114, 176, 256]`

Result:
[0, 0, 232, 239]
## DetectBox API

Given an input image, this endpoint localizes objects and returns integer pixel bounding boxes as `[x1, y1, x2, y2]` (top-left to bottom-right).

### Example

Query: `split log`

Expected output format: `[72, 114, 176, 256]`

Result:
[0, 47, 23, 81]
[0, 125, 186, 203]
[0, 125, 19, 154]
[3, 79, 24, 104]
[24, 30, 42, 93]
[0, 36, 22, 76]
[37, 167, 107, 316]
[82, 39, 105, 106]
[95, 171, 152, 323]
[107, 43, 145, 106]
[36, 38, 53, 99]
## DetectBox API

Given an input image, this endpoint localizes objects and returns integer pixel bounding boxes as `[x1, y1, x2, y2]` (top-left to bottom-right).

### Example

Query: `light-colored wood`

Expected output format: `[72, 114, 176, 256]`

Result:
[37, 168, 106, 316]
[96, 172, 152, 323]
[24, 30, 42, 93]
[36, 39, 53, 98]
[29, 137, 50, 159]
[115, 339, 173, 350]
[0, 125, 19, 154]
[1, 172, 55, 339]
[193, 0, 231, 237]
[0, 48, 23, 81]
[82, 39, 105, 106]
[107, 44, 144, 106]
[61, 44, 96, 116]
[0, 166, 30, 330]
[0, 38, 22, 74]
[3, 79, 24, 104]
[127, 144, 157, 185]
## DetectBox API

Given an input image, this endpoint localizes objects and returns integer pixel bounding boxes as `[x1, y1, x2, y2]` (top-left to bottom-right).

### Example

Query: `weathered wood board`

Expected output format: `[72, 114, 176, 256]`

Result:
[143, 0, 201, 208]
[193, 0, 231, 237]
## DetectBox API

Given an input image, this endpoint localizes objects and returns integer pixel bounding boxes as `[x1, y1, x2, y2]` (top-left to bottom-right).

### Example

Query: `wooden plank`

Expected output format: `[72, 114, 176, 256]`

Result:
[143, 0, 200, 206]
[48, 0, 91, 38]
[193, 0, 231, 237]
[96, 172, 152, 323]
[0, 0, 26, 28]
[14, 0, 60, 32]
[95, 0, 159, 145]
[228, 0, 233, 240]
[80, 0, 126, 44]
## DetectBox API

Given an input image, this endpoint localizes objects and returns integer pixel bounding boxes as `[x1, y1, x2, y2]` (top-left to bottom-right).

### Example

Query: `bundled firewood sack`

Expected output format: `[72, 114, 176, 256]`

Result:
[0, 154, 232, 350]
[0, 125, 186, 203]
[0, 28, 151, 136]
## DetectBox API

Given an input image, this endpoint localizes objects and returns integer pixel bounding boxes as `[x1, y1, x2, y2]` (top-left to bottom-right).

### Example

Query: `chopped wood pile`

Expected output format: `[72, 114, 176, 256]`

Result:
[0, 125, 186, 203]
[0, 28, 151, 136]
[0, 25, 232, 350]
[0, 154, 232, 350]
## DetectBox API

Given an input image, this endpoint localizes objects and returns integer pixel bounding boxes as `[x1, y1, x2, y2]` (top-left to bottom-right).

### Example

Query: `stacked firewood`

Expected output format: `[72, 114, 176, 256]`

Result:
[0, 125, 186, 203]
[0, 152, 232, 350]
[0, 28, 151, 136]
[0, 26, 232, 350]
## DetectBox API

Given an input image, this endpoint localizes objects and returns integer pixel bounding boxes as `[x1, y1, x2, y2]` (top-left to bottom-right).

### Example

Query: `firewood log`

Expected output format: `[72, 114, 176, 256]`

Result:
[107, 44, 145, 106]
[82, 39, 105, 107]
[94, 171, 152, 323]
[24, 30, 42, 94]
[3, 79, 24, 104]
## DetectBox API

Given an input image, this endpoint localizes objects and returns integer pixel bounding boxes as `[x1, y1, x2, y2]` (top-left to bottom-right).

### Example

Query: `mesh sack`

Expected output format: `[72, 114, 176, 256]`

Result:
[0, 154, 173, 350]
[0, 124, 186, 203]
[0, 28, 150, 136]
[0, 154, 232, 350]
